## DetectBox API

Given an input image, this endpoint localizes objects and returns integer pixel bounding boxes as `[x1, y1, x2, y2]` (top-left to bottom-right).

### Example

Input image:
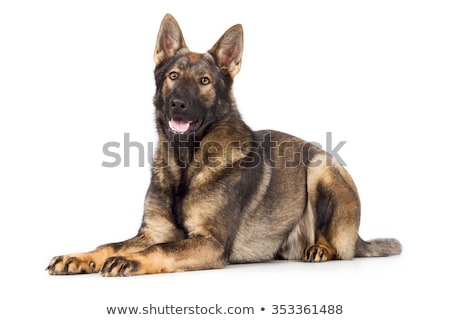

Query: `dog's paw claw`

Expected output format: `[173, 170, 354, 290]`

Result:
[100, 256, 140, 277]
[303, 245, 331, 262]
[47, 254, 98, 275]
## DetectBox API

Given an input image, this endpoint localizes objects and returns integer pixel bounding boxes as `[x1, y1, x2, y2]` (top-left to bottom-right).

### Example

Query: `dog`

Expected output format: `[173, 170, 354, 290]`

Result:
[47, 14, 401, 276]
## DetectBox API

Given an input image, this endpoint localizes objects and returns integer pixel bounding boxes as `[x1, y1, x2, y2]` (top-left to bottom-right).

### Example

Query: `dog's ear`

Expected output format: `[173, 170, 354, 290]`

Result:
[209, 24, 243, 79]
[154, 14, 187, 66]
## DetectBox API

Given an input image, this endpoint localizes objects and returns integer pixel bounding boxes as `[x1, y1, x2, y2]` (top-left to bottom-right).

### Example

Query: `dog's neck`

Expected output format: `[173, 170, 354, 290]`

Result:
[154, 115, 253, 170]
[167, 133, 200, 168]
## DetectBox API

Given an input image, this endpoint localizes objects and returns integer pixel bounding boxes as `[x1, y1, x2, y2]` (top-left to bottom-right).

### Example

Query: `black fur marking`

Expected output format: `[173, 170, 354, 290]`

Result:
[315, 182, 335, 235]
[170, 175, 189, 234]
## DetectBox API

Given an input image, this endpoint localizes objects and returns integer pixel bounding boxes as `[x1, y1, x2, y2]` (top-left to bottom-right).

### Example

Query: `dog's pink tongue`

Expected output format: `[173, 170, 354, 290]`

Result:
[170, 118, 191, 133]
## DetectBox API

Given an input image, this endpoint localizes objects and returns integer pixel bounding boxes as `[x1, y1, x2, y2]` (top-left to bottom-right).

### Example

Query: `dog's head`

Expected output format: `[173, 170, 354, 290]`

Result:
[153, 14, 243, 140]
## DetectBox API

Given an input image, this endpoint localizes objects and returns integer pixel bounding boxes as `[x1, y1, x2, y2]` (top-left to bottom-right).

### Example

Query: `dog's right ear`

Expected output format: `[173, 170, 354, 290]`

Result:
[154, 14, 187, 66]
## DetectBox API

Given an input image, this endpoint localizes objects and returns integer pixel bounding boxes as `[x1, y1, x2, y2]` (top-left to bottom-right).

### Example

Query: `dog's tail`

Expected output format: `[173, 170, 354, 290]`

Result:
[355, 236, 402, 257]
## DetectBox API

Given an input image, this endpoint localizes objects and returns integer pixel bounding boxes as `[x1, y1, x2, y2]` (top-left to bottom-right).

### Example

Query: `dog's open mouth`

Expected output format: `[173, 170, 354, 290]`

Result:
[169, 117, 203, 134]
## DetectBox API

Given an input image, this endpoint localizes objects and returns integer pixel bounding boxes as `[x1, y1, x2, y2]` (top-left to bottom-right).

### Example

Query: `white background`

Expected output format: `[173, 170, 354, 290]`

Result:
[1, 0, 449, 319]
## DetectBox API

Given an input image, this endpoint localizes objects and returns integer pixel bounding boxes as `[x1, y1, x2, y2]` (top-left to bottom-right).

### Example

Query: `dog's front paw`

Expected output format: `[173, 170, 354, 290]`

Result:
[47, 254, 98, 275]
[100, 256, 141, 277]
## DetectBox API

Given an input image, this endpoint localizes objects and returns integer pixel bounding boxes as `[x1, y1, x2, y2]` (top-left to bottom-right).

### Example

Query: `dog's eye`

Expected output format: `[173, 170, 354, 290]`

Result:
[200, 76, 210, 85]
[169, 71, 179, 80]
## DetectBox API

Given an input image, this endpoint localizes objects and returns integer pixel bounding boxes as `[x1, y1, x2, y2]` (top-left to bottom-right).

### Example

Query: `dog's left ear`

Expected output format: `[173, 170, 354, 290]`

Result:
[209, 24, 243, 79]
[154, 14, 187, 66]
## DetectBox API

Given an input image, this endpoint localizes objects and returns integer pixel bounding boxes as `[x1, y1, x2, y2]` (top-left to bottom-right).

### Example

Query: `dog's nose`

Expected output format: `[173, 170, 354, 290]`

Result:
[170, 98, 188, 110]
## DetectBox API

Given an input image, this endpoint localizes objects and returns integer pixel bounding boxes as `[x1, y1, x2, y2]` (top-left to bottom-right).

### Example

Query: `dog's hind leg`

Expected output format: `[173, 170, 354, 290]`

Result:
[304, 153, 361, 262]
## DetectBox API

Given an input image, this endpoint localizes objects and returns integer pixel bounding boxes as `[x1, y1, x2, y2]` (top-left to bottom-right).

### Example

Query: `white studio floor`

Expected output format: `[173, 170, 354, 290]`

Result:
[6, 253, 443, 319]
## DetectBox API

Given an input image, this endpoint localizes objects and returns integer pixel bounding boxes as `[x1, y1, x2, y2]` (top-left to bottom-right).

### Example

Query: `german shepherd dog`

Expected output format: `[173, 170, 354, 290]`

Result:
[47, 14, 401, 276]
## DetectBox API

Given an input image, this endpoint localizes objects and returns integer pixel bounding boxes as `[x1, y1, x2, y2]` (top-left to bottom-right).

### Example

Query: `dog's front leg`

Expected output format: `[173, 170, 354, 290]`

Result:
[47, 182, 185, 275]
[100, 235, 226, 276]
